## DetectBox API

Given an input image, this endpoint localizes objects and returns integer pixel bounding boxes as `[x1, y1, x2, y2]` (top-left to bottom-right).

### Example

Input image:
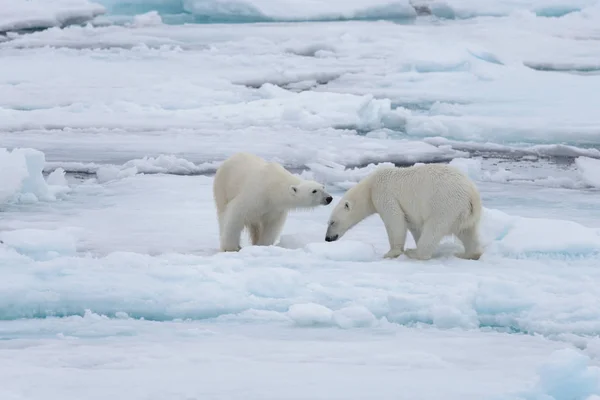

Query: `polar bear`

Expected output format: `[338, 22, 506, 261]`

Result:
[324, 163, 483, 260]
[213, 152, 333, 252]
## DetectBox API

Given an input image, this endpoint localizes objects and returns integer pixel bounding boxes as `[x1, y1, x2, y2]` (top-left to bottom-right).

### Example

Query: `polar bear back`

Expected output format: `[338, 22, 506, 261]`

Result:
[213, 152, 302, 210]
[370, 164, 481, 229]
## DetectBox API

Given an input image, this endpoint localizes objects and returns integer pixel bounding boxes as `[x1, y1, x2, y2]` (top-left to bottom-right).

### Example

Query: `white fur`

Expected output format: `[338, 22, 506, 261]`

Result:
[325, 164, 483, 260]
[214, 152, 333, 252]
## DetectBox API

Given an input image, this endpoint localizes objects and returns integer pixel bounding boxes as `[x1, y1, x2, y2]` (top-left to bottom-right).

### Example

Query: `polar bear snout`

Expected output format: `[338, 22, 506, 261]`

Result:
[325, 234, 339, 242]
[324, 195, 333, 205]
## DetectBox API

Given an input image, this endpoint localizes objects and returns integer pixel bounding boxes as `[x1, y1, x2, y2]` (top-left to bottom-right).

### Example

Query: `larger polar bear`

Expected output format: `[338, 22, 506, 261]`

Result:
[213, 152, 333, 252]
[325, 163, 483, 260]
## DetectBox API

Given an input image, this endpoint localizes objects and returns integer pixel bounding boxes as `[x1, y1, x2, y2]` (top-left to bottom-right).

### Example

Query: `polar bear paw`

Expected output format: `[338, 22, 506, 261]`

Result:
[220, 244, 241, 252]
[404, 248, 431, 261]
[456, 251, 482, 261]
[383, 248, 404, 259]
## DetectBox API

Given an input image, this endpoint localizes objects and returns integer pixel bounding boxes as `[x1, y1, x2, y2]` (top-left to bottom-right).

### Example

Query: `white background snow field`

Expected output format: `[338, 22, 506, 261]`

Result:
[2, 0, 600, 399]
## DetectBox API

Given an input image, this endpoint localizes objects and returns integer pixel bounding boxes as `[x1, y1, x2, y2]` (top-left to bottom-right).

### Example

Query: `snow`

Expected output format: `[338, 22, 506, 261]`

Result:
[0, 0, 105, 33]
[0, 317, 576, 400]
[2, 1, 600, 398]
[1, 9, 600, 167]
[305, 240, 377, 261]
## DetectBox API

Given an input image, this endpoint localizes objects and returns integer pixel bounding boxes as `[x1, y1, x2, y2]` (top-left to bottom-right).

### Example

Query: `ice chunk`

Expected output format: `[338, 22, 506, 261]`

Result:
[305, 161, 395, 189]
[0, 148, 29, 204]
[0, 148, 65, 204]
[576, 157, 600, 188]
[130, 10, 162, 27]
[122, 155, 220, 175]
[449, 157, 482, 180]
[287, 303, 334, 326]
[93, 154, 221, 183]
[46, 167, 68, 187]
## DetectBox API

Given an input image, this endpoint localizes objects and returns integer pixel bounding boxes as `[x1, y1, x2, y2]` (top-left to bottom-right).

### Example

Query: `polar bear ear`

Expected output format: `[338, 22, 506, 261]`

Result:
[290, 185, 298, 195]
[344, 201, 351, 210]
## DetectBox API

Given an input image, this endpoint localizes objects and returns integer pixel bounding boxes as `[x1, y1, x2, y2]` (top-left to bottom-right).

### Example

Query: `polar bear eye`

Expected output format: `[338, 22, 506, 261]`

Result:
[312, 189, 317, 194]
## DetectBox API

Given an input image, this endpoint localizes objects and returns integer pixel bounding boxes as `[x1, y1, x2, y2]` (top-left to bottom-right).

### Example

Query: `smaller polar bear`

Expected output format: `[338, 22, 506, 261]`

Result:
[325, 163, 483, 260]
[213, 152, 333, 252]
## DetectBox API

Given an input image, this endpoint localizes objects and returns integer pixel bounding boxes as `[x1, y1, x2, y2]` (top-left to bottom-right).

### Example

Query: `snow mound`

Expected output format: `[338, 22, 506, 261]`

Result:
[0, 228, 78, 260]
[0, 0, 105, 33]
[502, 349, 600, 400]
[96, 165, 138, 183]
[287, 303, 334, 327]
[483, 208, 600, 258]
[499, 218, 600, 257]
[287, 303, 377, 329]
[0, 148, 69, 205]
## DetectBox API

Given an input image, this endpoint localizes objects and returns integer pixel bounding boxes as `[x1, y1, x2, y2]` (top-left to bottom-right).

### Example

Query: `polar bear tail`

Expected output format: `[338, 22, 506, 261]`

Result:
[464, 188, 483, 229]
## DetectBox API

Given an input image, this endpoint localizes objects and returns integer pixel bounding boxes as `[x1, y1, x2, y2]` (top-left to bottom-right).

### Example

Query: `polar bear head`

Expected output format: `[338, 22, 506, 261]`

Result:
[325, 183, 373, 242]
[289, 181, 333, 208]
[324, 198, 354, 242]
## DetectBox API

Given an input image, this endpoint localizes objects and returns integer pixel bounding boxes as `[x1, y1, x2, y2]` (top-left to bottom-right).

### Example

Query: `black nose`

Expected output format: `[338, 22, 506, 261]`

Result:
[325, 234, 338, 242]
[325, 196, 333, 204]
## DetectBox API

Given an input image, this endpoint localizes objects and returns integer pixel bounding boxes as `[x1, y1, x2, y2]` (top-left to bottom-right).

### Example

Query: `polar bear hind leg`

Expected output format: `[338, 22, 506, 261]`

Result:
[455, 225, 482, 260]
[405, 216, 453, 260]
[248, 222, 262, 246]
[220, 201, 245, 252]
[407, 220, 421, 244]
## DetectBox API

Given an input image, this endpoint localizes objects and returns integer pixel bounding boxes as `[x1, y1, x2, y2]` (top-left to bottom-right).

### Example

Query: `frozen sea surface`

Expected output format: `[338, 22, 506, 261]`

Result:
[2, 1, 600, 399]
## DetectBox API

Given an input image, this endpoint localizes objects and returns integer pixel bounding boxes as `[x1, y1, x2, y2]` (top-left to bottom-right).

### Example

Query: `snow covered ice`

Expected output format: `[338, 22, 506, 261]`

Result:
[2, 0, 600, 399]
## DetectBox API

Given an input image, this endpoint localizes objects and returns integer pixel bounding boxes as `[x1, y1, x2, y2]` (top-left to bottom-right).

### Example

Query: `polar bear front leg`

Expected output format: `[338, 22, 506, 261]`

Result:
[255, 211, 287, 246]
[374, 202, 407, 259]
